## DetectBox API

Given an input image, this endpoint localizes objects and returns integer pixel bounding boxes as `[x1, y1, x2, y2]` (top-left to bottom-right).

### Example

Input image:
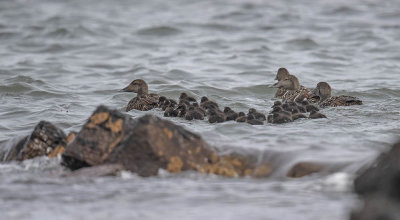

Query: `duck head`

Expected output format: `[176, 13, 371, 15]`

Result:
[120, 79, 148, 95]
[309, 82, 332, 102]
[272, 75, 300, 90]
[275, 68, 291, 81]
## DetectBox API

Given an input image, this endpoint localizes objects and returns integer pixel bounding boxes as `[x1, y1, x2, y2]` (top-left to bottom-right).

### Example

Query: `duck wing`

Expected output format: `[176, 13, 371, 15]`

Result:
[126, 95, 159, 111]
[320, 96, 362, 107]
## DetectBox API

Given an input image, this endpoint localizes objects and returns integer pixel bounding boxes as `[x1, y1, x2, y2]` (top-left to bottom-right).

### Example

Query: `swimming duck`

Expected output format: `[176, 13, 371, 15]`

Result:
[236, 112, 247, 123]
[309, 82, 363, 108]
[224, 107, 239, 121]
[121, 79, 159, 111]
[309, 110, 327, 119]
[274, 68, 291, 98]
[208, 108, 226, 123]
[271, 100, 282, 108]
[248, 108, 266, 121]
[179, 93, 197, 105]
[185, 106, 205, 120]
[164, 106, 178, 117]
[246, 114, 264, 125]
[270, 112, 293, 124]
[273, 75, 314, 102]
[200, 97, 219, 111]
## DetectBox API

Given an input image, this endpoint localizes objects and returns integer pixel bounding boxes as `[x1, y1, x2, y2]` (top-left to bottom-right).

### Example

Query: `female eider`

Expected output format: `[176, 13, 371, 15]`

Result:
[273, 75, 317, 102]
[309, 82, 362, 108]
[274, 68, 291, 98]
[120, 79, 159, 111]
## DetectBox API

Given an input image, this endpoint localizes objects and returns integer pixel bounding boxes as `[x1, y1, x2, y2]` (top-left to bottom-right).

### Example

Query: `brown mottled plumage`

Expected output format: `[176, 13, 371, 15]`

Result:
[273, 68, 291, 98]
[121, 79, 159, 111]
[309, 82, 363, 108]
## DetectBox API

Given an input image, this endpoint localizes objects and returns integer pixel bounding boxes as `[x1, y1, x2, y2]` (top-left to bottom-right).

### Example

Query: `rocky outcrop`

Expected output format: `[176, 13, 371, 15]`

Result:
[351, 142, 400, 219]
[62, 105, 273, 178]
[287, 162, 324, 178]
[1, 121, 68, 161]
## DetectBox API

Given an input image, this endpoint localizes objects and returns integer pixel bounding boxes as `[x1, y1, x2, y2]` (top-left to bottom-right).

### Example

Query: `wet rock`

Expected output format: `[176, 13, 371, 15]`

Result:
[354, 142, 400, 198]
[287, 162, 324, 178]
[62, 105, 273, 178]
[350, 195, 400, 220]
[2, 121, 67, 161]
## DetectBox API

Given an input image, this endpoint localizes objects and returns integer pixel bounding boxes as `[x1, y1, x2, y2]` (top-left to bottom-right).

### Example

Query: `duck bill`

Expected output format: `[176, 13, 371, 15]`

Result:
[119, 85, 132, 92]
[272, 82, 281, 88]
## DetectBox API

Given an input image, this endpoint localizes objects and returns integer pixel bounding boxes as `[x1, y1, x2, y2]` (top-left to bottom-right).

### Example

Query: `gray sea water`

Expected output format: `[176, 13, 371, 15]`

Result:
[1, 0, 400, 219]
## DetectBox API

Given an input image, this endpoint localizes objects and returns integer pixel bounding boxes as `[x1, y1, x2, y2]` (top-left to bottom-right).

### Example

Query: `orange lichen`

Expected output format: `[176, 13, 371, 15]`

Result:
[66, 132, 76, 143]
[167, 156, 183, 173]
[194, 146, 201, 154]
[163, 128, 173, 139]
[48, 146, 65, 158]
[87, 112, 109, 128]
[105, 118, 123, 133]
[100, 135, 122, 161]
[158, 151, 163, 156]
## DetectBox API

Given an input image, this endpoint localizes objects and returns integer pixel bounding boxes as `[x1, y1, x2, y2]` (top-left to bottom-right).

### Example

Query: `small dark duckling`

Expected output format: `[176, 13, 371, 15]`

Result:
[208, 108, 226, 123]
[273, 68, 291, 98]
[164, 106, 178, 117]
[192, 103, 206, 116]
[291, 111, 308, 120]
[309, 110, 327, 119]
[248, 108, 266, 121]
[223, 107, 239, 121]
[282, 103, 298, 114]
[236, 112, 247, 123]
[179, 92, 197, 105]
[309, 82, 362, 108]
[246, 114, 264, 125]
[271, 100, 282, 108]
[121, 79, 159, 111]
[176, 103, 188, 118]
[185, 106, 205, 120]
[158, 96, 167, 108]
[200, 96, 219, 111]
[306, 104, 319, 112]
[271, 112, 293, 124]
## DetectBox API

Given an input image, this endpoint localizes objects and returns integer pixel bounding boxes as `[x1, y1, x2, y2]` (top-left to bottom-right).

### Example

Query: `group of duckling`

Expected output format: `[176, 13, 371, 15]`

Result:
[120, 68, 362, 125]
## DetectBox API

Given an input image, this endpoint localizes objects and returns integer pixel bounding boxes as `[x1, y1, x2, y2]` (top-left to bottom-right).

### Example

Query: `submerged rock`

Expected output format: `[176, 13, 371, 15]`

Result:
[2, 121, 67, 161]
[62, 105, 273, 178]
[287, 162, 324, 178]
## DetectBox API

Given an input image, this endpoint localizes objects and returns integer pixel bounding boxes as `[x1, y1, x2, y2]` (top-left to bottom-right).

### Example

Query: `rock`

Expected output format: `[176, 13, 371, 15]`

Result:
[354, 142, 400, 198]
[287, 162, 324, 178]
[62, 105, 273, 178]
[2, 121, 67, 161]
[350, 195, 400, 220]
[62, 164, 124, 178]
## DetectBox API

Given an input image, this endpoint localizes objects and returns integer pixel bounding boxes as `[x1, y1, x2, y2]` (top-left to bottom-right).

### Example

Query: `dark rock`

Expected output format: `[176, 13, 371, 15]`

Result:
[2, 121, 67, 161]
[62, 105, 273, 178]
[287, 162, 324, 178]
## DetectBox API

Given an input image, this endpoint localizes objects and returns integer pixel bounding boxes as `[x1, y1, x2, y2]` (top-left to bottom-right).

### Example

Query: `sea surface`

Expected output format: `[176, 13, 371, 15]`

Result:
[1, 0, 400, 219]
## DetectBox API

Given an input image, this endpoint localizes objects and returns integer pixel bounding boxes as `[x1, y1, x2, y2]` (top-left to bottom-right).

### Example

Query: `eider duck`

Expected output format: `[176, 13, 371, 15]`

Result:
[309, 82, 363, 108]
[246, 114, 264, 125]
[224, 107, 239, 121]
[273, 75, 314, 102]
[274, 68, 291, 98]
[121, 79, 159, 111]
[208, 108, 226, 123]
[236, 112, 247, 123]
[200, 96, 219, 111]
[309, 110, 327, 119]
[185, 106, 205, 120]
[248, 108, 266, 121]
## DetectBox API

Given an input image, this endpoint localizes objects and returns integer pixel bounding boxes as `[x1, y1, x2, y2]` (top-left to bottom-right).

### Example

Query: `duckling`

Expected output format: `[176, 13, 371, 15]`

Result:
[309, 110, 327, 119]
[158, 96, 167, 108]
[246, 114, 264, 125]
[291, 109, 308, 120]
[273, 75, 315, 102]
[192, 103, 206, 116]
[121, 79, 159, 111]
[223, 107, 239, 121]
[248, 108, 266, 121]
[200, 96, 219, 111]
[309, 82, 363, 108]
[236, 112, 247, 123]
[282, 103, 298, 114]
[208, 108, 226, 123]
[164, 106, 178, 117]
[185, 106, 205, 120]
[176, 103, 188, 118]
[274, 68, 291, 98]
[306, 104, 319, 112]
[271, 100, 282, 108]
[271, 112, 293, 124]
[179, 93, 197, 105]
